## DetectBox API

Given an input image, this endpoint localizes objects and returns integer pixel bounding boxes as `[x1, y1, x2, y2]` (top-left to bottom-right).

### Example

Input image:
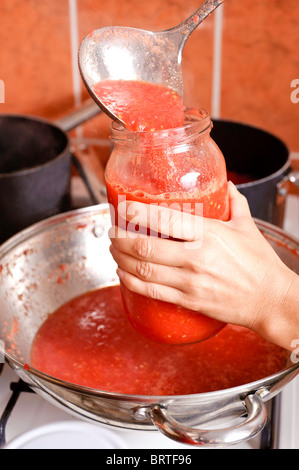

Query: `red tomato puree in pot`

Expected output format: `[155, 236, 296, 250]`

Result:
[227, 171, 255, 185]
[31, 285, 287, 396]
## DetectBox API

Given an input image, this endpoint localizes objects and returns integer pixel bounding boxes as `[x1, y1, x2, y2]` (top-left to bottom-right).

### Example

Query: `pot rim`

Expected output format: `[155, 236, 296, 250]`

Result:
[4, 350, 299, 403]
[0, 114, 69, 179]
[1, 204, 299, 403]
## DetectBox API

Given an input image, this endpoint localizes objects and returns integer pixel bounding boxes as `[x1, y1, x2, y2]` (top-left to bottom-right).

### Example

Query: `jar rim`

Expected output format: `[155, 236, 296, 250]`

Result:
[110, 107, 211, 142]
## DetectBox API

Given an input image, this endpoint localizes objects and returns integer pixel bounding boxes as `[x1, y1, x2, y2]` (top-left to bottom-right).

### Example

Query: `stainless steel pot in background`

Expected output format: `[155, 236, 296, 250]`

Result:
[0, 204, 298, 447]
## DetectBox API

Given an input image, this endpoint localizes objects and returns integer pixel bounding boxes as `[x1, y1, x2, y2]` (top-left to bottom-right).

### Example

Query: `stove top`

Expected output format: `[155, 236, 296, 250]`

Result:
[0, 362, 287, 449]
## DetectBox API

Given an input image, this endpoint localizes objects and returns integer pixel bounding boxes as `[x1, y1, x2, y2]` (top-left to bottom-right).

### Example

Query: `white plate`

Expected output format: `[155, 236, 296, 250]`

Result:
[3, 420, 127, 450]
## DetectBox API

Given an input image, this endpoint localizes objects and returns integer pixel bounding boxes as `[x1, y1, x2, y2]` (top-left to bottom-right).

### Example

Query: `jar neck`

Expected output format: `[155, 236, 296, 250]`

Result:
[110, 108, 212, 150]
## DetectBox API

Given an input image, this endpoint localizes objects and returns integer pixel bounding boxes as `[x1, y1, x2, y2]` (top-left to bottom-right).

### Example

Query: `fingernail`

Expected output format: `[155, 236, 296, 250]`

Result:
[117, 268, 124, 279]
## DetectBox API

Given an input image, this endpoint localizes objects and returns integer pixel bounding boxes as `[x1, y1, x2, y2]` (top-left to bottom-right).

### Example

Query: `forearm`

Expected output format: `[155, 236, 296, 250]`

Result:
[253, 267, 299, 352]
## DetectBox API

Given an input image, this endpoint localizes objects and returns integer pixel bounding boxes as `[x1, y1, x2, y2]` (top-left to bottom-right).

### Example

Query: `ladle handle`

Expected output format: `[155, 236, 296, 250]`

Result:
[150, 393, 267, 447]
[168, 0, 225, 44]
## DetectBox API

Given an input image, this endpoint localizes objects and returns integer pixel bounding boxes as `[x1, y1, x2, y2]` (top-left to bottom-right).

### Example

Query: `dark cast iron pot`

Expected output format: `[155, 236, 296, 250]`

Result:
[211, 119, 299, 226]
[0, 101, 106, 244]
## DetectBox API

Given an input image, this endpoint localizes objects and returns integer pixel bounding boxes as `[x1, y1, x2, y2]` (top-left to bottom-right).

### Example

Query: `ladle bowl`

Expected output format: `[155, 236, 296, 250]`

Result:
[78, 0, 225, 125]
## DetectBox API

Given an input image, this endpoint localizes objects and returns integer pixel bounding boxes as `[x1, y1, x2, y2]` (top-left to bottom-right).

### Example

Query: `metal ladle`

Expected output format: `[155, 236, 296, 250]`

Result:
[78, 0, 225, 126]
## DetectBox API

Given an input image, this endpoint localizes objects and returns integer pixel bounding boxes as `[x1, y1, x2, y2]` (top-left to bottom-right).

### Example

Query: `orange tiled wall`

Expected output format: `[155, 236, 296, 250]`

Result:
[1, 0, 299, 161]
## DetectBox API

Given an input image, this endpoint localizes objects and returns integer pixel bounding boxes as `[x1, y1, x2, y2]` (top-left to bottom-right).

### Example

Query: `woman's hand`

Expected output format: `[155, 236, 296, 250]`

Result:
[109, 182, 299, 351]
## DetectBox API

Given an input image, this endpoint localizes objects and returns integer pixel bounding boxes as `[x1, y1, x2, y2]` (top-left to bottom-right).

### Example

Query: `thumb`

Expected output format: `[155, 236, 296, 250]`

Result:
[228, 181, 252, 220]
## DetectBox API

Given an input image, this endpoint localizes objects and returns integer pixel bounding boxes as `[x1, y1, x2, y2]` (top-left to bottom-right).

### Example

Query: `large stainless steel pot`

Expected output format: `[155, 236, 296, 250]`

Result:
[0, 204, 298, 447]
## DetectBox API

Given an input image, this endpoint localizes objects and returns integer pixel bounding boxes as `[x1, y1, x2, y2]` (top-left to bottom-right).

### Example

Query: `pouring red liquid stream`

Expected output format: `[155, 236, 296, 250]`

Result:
[94, 79, 229, 344]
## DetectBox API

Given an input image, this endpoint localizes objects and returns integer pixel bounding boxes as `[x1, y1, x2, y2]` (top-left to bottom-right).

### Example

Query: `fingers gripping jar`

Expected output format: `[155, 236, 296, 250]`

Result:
[105, 108, 230, 344]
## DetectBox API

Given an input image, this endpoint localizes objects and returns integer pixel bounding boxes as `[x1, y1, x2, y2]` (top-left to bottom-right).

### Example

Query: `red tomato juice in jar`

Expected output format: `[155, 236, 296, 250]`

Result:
[95, 80, 230, 344]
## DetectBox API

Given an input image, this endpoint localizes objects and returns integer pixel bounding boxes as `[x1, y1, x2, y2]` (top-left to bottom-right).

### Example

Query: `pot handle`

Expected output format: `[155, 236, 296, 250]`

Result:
[149, 393, 267, 447]
[277, 171, 299, 199]
[54, 99, 101, 133]
[274, 171, 299, 227]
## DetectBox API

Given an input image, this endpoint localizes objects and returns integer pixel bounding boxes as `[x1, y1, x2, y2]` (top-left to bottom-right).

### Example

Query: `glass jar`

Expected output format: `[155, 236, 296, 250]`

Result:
[105, 108, 230, 344]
